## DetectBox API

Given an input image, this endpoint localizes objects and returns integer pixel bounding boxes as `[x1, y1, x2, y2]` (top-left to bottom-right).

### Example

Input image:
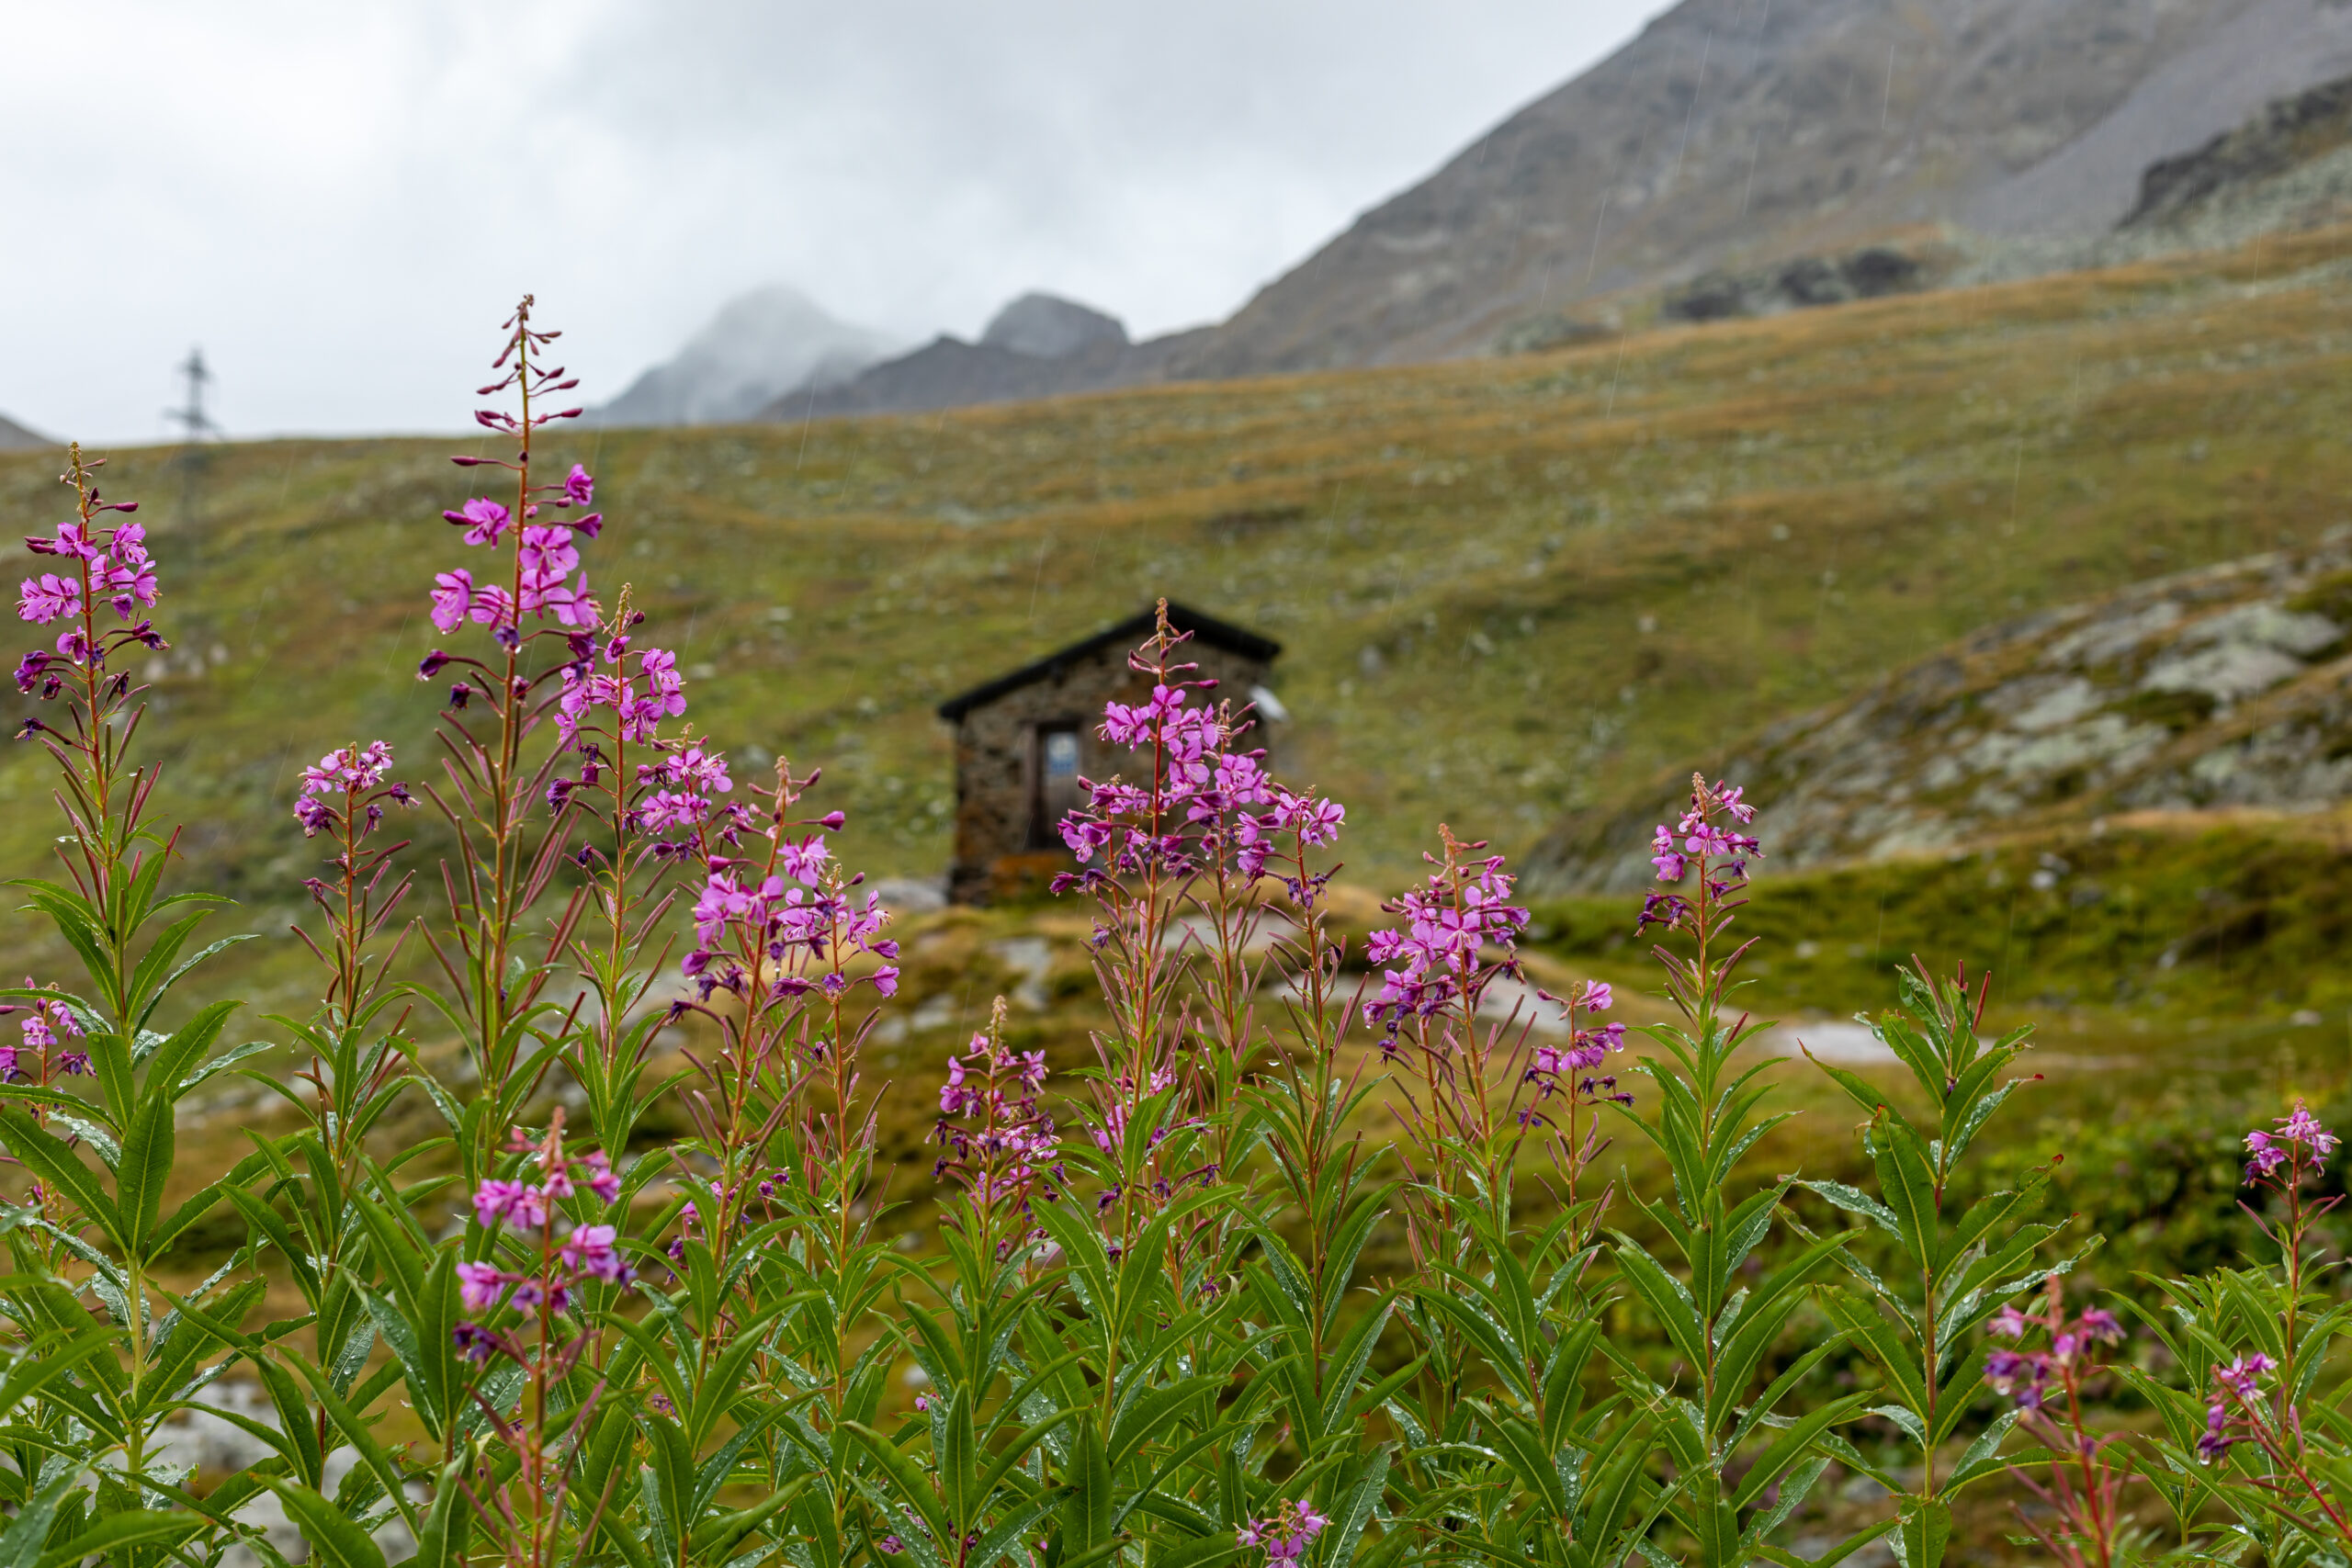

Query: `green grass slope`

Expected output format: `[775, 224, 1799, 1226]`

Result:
[4, 225, 2350, 936]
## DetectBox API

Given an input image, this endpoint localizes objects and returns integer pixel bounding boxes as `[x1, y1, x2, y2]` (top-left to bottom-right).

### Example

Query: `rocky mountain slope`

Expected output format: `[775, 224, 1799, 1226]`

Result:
[594, 286, 897, 427]
[771, 291, 1207, 419]
[668, 5, 2352, 421]
[1534, 543, 2352, 892]
[1174, 0, 2352, 376]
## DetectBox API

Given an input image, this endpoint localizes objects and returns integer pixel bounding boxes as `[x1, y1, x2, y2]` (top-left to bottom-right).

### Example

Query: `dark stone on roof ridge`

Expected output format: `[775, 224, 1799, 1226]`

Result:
[938, 601, 1281, 720]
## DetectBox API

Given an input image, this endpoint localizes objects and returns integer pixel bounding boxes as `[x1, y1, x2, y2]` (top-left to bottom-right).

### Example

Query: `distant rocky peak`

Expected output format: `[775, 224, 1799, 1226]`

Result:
[980, 293, 1128, 359]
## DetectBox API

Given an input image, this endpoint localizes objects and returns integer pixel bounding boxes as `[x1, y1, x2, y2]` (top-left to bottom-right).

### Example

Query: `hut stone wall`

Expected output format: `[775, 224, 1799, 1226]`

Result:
[946, 638, 1273, 903]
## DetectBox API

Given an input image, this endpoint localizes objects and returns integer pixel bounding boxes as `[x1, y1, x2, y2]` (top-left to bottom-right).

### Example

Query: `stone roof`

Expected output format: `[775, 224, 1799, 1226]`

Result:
[937, 602, 1281, 721]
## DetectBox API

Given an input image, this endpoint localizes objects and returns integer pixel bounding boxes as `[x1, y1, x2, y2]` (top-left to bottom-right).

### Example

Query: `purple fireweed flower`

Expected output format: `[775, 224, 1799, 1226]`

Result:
[17, 574, 79, 626]
[1983, 1287, 2128, 1419]
[635, 790, 709, 833]
[1269, 787, 1345, 845]
[443, 497, 512, 546]
[299, 740, 395, 795]
[2245, 1100, 2338, 1183]
[777, 834, 830, 886]
[1238, 1501, 1329, 1564]
[451, 1322, 497, 1363]
[2199, 1351, 2283, 1462]
[560, 1224, 629, 1284]
[2197, 1399, 2233, 1462]
[932, 1020, 1061, 1221]
[457, 1260, 510, 1314]
[1526, 979, 1628, 1103]
[1363, 840, 1530, 1034]
[430, 569, 480, 633]
[560, 465, 594, 508]
[2216, 1352, 2276, 1401]
[472, 1179, 547, 1231]
[1649, 824, 1687, 882]
[579, 1150, 621, 1203]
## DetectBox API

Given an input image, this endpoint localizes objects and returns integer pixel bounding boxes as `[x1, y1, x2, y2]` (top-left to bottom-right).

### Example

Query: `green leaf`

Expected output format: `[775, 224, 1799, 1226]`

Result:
[1145, 1535, 1243, 1568]
[0, 1469, 84, 1568]
[685, 1474, 814, 1559]
[845, 1420, 956, 1547]
[0, 1108, 123, 1253]
[405, 1460, 470, 1568]
[1888, 1498, 1952, 1568]
[47, 1117, 118, 1172]
[115, 1089, 175, 1255]
[263, 1479, 389, 1568]
[1064, 1420, 1115, 1551]
[32, 1507, 206, 1568]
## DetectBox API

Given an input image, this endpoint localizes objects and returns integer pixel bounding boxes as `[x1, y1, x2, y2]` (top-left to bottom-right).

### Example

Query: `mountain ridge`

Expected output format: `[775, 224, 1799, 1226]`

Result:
[1178, 0, 2352, 375]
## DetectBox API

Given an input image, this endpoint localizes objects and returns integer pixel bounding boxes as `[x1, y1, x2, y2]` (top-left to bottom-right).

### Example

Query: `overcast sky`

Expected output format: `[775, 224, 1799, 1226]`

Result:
[3, 1, 1668, 443]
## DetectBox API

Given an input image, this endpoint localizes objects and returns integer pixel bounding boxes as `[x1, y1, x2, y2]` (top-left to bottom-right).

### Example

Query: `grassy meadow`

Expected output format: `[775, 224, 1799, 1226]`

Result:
[10, 223, 2352, 1308]
[4, 224, 2349, 922]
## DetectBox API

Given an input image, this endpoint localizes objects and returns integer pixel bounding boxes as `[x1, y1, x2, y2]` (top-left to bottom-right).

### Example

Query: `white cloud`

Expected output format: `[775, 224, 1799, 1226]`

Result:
[0, 0, 1665, 440]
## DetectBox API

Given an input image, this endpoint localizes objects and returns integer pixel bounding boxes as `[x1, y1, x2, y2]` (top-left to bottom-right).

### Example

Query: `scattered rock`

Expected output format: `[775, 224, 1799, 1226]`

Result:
[989, 937, 1054, 1011]
[873, 876, 947, 914]
[1660, 246, 1932, 323]
[1532, 544, 2352, 890]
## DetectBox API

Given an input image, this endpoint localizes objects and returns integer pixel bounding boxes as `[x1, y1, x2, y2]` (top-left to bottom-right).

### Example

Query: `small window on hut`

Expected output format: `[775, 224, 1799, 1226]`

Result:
[1028, 724, 1084, 849]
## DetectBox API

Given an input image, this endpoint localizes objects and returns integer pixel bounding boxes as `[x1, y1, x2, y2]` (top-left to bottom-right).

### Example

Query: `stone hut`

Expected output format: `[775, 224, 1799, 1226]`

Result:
[937, 603, 1282, 903]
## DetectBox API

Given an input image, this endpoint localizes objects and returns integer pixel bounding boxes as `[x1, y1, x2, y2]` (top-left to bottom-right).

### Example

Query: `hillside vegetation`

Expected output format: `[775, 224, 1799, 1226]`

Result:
[3, 226, 2350, 960]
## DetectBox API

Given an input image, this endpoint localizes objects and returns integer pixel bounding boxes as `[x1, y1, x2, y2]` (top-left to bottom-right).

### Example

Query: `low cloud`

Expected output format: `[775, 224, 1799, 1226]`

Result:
[0, 0, 1659, 440]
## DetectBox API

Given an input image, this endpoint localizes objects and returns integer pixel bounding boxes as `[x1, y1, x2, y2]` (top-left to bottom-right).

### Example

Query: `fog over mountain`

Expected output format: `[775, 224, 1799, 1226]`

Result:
[592, 287, 898, 428]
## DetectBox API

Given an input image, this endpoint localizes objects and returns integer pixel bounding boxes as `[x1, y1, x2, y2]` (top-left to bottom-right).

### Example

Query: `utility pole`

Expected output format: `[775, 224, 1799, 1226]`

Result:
[164, 346, 220, 526]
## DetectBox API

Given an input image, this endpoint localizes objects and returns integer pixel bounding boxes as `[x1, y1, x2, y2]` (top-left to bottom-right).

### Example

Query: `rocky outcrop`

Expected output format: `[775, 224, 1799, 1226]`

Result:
[1660, 244, 1933, 322]
[1532, 541, 2352, 891]
[2125, 74, 2352, 227]
[2113, 72, 2352, 246]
